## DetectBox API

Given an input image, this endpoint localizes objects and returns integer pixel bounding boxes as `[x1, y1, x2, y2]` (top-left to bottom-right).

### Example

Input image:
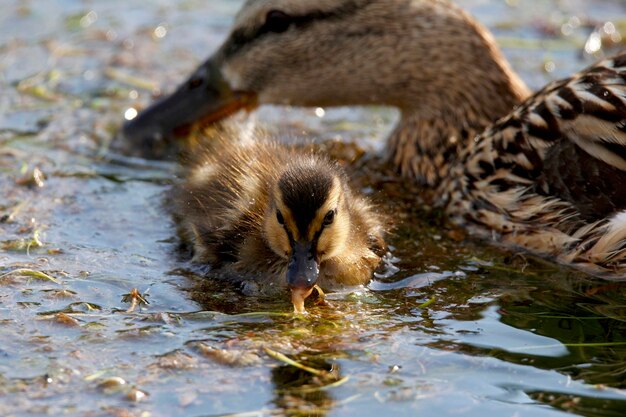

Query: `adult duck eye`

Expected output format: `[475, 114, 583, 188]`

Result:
[264, 10, 292, 33]
[188, 77, 203, 89]
[323, 210, 335, 226]
[276, 210, 285, 225]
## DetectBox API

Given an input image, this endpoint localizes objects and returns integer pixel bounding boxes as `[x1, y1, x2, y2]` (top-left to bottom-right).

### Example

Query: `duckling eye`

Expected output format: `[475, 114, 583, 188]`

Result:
[323, 210, 335, 227]
[264, 10, 292, 34]
[276, 210, 285, 225]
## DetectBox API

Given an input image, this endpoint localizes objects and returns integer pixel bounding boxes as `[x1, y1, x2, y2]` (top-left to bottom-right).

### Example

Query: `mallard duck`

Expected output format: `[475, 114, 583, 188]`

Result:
[175, 132, 386, 312]
[124, 0, 626, 276]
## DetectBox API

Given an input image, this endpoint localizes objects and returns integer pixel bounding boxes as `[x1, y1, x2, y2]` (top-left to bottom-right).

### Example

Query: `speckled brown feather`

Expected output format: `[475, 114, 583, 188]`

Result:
[439, 56, 626, 276]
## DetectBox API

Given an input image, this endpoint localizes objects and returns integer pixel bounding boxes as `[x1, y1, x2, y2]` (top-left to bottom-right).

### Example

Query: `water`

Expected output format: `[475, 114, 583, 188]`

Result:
[1, 1, 626, 416]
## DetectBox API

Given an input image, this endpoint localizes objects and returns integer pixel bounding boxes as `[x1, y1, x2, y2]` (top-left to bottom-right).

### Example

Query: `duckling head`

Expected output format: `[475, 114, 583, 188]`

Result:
[124, 0, 528, 150]
[264, 159, 350, 311]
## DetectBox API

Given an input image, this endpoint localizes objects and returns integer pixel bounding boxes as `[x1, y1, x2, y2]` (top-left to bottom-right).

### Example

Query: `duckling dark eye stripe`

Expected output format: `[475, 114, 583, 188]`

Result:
[284, 226, 295, 246]
[312, 227, 324, 248]
[222, 0, 372, 58]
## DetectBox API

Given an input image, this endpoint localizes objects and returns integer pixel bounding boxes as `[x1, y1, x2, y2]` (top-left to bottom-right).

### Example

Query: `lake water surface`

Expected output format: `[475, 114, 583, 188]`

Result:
[2, 1, 626, 416]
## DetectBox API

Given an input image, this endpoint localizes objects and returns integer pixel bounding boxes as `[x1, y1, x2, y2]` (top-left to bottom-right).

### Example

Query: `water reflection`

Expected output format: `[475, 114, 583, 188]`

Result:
[405, 267, 626, 408]
[270, 359, 339, 417]
[497, 276, 626, 389]
[364, 265, 626, 415]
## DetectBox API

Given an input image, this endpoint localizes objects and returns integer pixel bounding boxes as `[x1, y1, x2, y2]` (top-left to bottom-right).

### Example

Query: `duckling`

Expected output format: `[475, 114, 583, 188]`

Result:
[174, 130, 386, 312]
[124, 0, 626, 276]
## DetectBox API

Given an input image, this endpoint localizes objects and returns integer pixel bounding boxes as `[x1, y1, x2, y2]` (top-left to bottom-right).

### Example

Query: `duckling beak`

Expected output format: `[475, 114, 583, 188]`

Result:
[287, 241, 319, 311]
[122, 56, 257, 147]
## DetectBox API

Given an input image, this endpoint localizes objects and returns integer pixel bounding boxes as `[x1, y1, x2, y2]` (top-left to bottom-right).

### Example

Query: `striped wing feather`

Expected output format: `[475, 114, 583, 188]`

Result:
[443, 53, 626, 276]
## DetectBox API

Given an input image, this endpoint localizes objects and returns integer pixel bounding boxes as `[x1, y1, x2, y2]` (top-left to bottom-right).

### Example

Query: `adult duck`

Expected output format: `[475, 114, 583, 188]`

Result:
[124, 0, 626, 276]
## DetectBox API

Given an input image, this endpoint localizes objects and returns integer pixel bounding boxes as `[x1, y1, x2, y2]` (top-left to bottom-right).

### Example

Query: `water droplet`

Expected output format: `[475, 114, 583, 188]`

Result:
[153, 25, 167, 39]
[124, 108, 138, 121]
[561, 23, 573, 37]
[105, 30, 117, 41]
[79, 11, 97, 28]
[585, 32, 602, 54]
[610, 32, 622, 43]
[603, 22, 616, 35]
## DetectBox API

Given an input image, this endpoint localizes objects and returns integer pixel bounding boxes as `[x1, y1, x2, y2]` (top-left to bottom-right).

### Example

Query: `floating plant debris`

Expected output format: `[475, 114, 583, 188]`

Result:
[121, 288, 150, 312]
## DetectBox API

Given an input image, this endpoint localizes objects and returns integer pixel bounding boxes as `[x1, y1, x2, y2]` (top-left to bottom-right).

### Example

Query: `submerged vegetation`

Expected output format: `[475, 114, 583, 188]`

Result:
[1, 1, 626, 416]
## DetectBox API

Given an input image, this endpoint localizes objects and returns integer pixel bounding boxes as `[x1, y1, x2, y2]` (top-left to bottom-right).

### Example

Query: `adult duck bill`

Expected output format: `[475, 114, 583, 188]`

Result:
[122, 56, 257, 145]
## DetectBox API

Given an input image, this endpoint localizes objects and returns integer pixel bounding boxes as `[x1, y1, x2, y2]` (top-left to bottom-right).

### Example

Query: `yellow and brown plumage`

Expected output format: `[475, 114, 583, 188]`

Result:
[125, 0, 626, 277]
[174, 133, 386, 311]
